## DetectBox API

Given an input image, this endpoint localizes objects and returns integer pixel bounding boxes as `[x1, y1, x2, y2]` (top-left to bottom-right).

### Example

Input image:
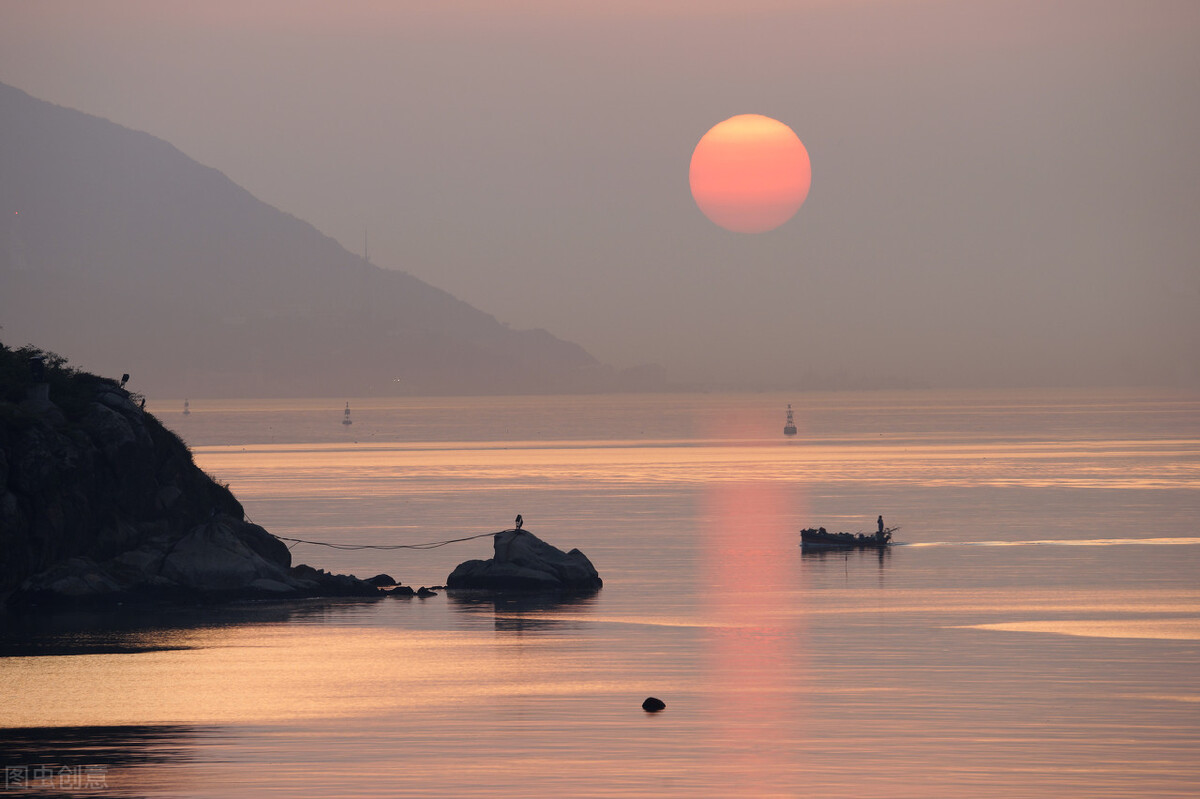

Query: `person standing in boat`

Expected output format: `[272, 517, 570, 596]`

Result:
[877, 515, 884, 535]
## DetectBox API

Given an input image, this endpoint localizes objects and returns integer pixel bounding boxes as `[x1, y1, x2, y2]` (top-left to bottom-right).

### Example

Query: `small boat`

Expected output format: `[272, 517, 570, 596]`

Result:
[183, 399, 190, 416]
[783, 403, 797, 436]
[342, 402, 353, 426]
[801, 526, 894, 550]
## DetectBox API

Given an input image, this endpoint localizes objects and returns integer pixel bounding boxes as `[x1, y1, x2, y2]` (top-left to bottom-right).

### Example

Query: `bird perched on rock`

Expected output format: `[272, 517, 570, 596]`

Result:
[515, 514, 523, 530]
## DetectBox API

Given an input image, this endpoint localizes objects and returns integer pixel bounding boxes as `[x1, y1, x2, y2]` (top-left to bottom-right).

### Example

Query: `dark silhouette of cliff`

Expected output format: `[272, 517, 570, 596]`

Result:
[0, 342, 383, 608]
[0, 82, 645, 397]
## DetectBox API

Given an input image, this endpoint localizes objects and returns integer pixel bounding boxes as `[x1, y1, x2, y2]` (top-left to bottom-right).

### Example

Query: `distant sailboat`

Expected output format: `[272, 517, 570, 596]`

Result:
[342, 402, 353, 426]
[183, 399, 190, 416]
[783, 404, 797, 436]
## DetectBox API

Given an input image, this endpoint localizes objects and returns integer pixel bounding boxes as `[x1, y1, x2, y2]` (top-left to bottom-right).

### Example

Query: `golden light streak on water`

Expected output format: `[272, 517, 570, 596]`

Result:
[192, 438, 1200, 495]
[0, 625, 667, 728]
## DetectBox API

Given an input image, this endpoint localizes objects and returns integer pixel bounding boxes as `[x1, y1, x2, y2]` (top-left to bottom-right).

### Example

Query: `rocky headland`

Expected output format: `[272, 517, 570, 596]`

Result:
[0, 344, 384, 611]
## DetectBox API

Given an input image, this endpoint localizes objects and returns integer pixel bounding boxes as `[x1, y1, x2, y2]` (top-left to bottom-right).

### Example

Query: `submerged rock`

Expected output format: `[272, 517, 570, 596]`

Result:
[446, 529, 602, 593]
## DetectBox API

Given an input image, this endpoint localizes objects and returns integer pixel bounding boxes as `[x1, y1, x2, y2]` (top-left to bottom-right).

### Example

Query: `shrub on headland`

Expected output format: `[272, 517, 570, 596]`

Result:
[0, 342, 121, 418]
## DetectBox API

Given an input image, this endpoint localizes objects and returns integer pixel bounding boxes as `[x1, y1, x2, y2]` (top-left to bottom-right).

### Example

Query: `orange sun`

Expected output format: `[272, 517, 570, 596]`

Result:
[689, 114, 811, 234]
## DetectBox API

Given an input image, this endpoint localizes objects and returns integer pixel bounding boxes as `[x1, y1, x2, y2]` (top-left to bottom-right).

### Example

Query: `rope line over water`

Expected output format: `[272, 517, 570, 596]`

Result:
[272, 530, 508, 551]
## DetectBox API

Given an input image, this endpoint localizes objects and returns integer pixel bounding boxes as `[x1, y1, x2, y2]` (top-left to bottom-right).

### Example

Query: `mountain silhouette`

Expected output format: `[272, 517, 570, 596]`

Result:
[0, 82, 651, 397]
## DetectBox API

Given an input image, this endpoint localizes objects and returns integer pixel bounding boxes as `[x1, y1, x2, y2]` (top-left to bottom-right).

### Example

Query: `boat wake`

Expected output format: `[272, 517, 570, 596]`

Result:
[902, 537, 1200, 548]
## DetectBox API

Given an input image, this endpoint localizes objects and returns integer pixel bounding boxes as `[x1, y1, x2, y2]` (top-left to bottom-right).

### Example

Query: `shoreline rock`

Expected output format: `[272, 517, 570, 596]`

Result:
[7, 515, 387, 611]
[446, 529, 602, 593]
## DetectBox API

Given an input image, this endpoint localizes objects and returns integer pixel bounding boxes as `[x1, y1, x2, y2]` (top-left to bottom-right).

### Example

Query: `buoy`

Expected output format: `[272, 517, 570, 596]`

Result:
[642, 697, 665, 712]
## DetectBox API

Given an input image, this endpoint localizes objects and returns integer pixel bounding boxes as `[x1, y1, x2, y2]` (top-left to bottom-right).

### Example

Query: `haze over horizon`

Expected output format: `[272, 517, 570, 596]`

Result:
[3, 0, 1198, 391]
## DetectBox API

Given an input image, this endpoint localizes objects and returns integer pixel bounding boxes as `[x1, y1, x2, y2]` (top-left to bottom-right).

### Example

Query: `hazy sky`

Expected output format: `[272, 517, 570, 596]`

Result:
[3, 0, 1198, 388]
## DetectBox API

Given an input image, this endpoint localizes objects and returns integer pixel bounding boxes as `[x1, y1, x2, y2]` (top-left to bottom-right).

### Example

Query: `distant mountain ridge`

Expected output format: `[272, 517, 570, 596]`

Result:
[0, 82, 655, 397]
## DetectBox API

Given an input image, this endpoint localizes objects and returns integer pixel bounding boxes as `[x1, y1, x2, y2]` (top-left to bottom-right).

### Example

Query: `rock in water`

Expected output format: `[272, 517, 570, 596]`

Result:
[446, 529, 602, 592]
[642, 697, 666, 712]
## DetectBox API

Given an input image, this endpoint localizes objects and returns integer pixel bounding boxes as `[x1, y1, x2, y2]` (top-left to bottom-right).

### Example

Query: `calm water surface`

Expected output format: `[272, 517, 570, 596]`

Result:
[3, 390, 1199, 797]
